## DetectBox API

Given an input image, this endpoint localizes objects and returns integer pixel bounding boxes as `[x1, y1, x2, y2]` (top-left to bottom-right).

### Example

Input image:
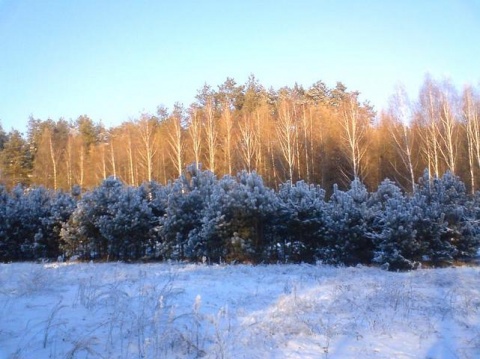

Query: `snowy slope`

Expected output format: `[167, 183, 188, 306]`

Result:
[0, 262, 479, 358]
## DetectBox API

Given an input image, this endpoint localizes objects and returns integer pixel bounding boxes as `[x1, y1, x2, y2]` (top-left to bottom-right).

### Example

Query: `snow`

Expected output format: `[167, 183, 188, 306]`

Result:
[0, 262, 479, 358]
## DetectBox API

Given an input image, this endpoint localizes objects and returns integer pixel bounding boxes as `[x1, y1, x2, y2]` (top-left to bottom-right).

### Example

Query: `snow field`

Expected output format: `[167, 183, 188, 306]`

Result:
[0, 262, 479, 358]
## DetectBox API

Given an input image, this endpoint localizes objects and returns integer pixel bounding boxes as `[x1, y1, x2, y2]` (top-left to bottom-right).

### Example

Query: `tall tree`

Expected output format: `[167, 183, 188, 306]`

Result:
[339, 92, 369, 180]
[387, 85, 417, 192]
[29, 119, 69, 189]
[188, 105, 202, 170]
[437, 79, 460, 174]
[418, 75, 442, 178]
[204, 97, 218, 173]
[219, 100, 234, 175]
[166, 103, 185, 178]
[238, 114, 258, 173]
[76, 116, 99, 188]
[463, 85, 480, 193]
[0, 124, 7, 150]
[0, 130, 32, 187]
[276, 97, 297, 181]
[136, 114, 159, 182]
[216, 77, 243, 175]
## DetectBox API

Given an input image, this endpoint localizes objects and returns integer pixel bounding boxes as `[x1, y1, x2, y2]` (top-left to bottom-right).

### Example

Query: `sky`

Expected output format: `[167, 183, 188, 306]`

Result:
[0, 0, 479, 134]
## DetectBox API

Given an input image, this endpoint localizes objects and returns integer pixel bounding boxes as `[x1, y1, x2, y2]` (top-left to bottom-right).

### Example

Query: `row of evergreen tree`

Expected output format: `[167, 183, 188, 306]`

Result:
[1, 165, 479, 270]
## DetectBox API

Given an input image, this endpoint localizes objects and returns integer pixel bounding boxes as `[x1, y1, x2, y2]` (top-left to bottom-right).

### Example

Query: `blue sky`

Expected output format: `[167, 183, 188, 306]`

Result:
[1, 0, 479, 134]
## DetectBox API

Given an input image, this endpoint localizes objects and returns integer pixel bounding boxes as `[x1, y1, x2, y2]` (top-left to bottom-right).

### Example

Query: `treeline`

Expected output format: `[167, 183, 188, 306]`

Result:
[0, 166, 479, 270]
[1, 74, 480, 193]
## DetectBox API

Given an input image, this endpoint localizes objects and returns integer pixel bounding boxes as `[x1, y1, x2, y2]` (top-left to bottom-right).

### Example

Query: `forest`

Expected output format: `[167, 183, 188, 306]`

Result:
[1, 75, 480, 270]
[1, 74, 480, 194]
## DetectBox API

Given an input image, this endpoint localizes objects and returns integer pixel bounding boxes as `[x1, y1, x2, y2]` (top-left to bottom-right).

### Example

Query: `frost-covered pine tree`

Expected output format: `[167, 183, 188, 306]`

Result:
[198, 174, 238, 263]
[160, 165, 217, 261]
[141, 181, 171, 258]
[0, 185, 12, 261]
[38, 189, 76, 260]
[415, 171, 479, 262]
[61, 177, 125, 260]
[199, 171, 279, 263]
[3, 186, 52, 260]
[226, 171, 278, 263]
[276, 180, 327, 263]
[370, 179, 420, 270]
[434, 171, 480, 259]
[98, 185, 154, 260]
[410, 171, 460, 264]
[320, 179, 374, 265]
[61, 177, 156, 261]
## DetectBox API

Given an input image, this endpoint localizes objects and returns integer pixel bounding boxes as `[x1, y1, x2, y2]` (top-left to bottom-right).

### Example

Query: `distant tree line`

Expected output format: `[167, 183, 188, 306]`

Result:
[0, 166, 479, 270]
[1, 74, 480, 195]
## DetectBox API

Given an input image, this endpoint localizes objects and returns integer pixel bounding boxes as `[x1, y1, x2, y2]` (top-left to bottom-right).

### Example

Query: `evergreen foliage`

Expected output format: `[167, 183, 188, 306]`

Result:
[160, 165, 217, 261]
[276, 181, 327, 263]
[370, 179, 420, 270]
[320, 180, 375, 265]
[0, 186, 76, 261]
[0, 167, 479, 270]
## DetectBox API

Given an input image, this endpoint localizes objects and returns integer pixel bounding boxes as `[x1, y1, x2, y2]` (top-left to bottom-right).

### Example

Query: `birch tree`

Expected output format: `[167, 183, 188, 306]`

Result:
[276, 98, 297, 181]
[239, 114, 257, 172]
[339, 93, 368, 180]
[437, 80, 459, 174]
[418, 76, 441, 178]
[167, 103, 184, 178]
[463, 85, 480, 193]
[188, 106, 202, 170]
[136, 114, 159, 183]
[220, 101, 234, 175]
[204, 97, 218, 173]
[388, 85, 416, 192]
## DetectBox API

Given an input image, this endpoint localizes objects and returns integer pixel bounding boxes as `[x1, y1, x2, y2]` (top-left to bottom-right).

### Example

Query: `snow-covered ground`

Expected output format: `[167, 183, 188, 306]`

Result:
[0, 263, 479, 358]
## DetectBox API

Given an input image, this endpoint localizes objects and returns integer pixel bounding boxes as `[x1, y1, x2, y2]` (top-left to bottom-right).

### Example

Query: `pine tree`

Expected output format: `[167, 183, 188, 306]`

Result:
[410, 171, 458, 264]
[98, 185, 154, 260]
[370, 179, 420, 270]
[0, 185, 11, 261]
[61, 177, 124, 260]
[321, 179, 374, 265]
[423, 171, 480, 261]
[0, 130, 32, 188]
[160, 165, 217, 261]
[224, 171, 279, 263]
[276, 181, 327, 263]
[199, 174, 238, 262]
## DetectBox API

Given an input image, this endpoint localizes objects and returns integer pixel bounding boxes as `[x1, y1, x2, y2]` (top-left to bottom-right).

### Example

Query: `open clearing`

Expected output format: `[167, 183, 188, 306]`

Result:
[0, 262, 479, 358]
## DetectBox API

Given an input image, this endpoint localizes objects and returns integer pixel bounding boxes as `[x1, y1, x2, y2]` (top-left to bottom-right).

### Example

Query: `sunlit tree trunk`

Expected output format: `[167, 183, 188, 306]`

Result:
[204, 98, 217, 173]
[136, 115, 158, 183]
[254, 110, 266, 177]
[388, 85, 416, 192]
[239, 114, 257, 172]
[44, 129, 58, 190]
[126, 132, 136, 186]
[79, 145, 85, 188]
[188, 107, 202, 170]
[167, 111, 184, 178]
[464, 85, 480, 193]
[301, 104, 311, 182]
[221, 103, 234, 175]
[276, 99, 297, 181]
[437, 81, 459, 174]
[66, 131, 73, 188]
[110, 140, 116, 180]
[100, 143, 107, 180]
[339, 93, 367, 180]
[419, 76, 441, 178]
